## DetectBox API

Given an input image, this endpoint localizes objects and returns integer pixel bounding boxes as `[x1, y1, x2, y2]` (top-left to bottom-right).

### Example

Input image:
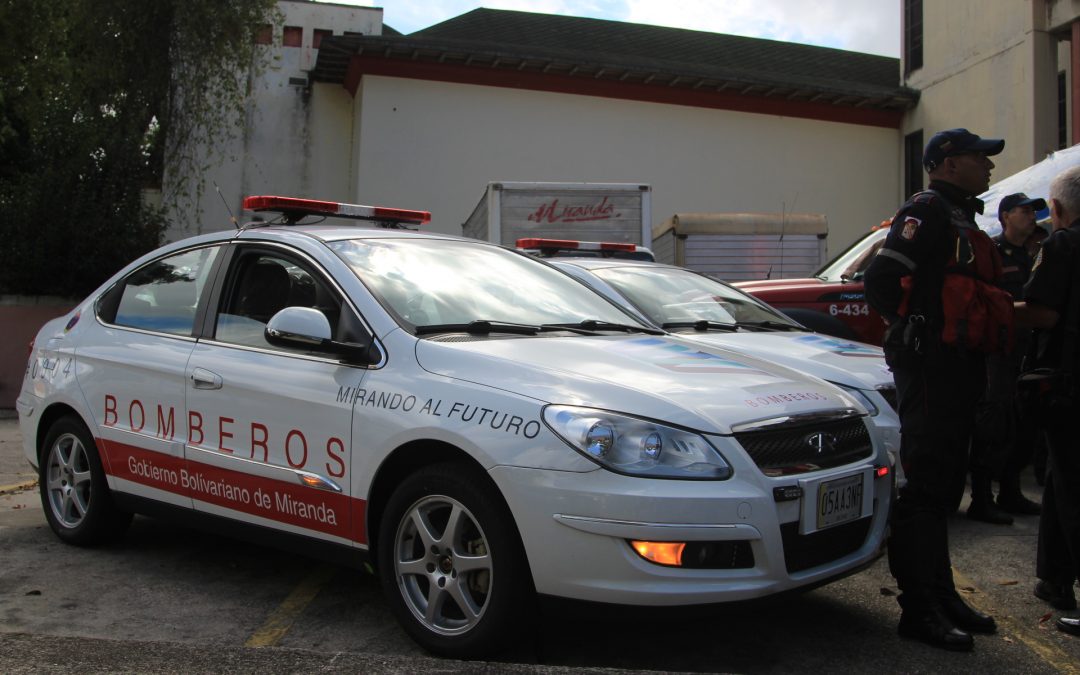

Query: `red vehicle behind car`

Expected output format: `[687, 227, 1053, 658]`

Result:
[735, 228, 888, 345]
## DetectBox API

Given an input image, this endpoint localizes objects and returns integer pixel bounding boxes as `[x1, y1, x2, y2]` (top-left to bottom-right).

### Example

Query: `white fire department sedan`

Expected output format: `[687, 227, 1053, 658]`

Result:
[17, 197, 893, 657]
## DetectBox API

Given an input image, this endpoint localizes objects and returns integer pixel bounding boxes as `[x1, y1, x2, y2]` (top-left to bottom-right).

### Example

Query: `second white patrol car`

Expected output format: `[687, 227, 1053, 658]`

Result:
[549, 255, 901, 466]
[17, 197, 893, 657]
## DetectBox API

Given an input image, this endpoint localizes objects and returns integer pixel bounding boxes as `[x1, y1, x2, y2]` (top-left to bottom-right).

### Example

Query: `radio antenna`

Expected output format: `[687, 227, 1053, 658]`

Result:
[214, 181, 240, 230]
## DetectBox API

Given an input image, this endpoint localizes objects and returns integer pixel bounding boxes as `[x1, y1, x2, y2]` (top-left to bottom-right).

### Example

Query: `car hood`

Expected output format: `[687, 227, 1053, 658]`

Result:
[668, 332, 893, 390]
[414, 334, 859, 435]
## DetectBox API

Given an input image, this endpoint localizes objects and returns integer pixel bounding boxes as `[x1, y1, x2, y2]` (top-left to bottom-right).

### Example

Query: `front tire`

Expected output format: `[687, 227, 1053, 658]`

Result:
[39, 416, 132, 545]
[377, 462, 533, 658]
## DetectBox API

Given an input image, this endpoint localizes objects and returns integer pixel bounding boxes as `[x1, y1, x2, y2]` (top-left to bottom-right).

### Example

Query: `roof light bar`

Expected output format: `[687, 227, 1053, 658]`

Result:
[243, 195, 431, 225]
[516, 237, 638, 252]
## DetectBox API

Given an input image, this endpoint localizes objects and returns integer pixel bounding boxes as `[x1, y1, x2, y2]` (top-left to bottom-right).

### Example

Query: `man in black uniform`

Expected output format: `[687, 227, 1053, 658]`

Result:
[864, 128, 1003, 651]
[966, 193, 1048, 523]
[992, 193, 1045, 515]
[1017, 165, 1080, 635]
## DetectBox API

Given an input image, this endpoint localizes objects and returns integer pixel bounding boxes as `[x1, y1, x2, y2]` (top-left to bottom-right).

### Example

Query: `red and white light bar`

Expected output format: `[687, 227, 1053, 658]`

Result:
[243, 195, 431, 225]
[516, 237, 638, 252]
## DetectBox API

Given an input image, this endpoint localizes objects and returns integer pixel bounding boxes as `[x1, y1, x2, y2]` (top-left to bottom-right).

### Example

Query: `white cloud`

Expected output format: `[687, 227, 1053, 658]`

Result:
[623, 0, 899, 57]
[327, 0, 900, 58]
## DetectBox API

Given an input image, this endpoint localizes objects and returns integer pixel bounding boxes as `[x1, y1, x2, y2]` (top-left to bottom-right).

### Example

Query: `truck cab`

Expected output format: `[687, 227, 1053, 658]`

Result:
[735, 228, 888, 345]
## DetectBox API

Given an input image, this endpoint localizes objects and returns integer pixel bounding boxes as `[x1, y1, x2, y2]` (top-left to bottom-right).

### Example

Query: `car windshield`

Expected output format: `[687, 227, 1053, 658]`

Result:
[588, 266, 800, 328]
[815, 228, 888, 282]
[329, 238, 641, 329]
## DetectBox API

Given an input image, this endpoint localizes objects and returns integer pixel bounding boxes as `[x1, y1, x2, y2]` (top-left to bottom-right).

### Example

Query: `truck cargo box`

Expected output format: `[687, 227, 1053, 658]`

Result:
[652, 212, 827, 281]
[463, 182, 651, 247]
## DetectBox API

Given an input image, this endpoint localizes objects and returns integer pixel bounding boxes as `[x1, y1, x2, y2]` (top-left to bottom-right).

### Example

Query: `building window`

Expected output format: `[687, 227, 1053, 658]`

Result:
[904, 130, 924, 198]
[1059, 70, 1068, 150]
[254, 24, 272, 45]
[283, 26, 303, 48]
[903, 0, 923, 76]
[313, 29, 332, 49]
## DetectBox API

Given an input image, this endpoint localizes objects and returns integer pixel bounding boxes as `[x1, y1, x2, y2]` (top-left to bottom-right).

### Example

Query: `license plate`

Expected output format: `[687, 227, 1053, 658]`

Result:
[816, 474, 864, 530]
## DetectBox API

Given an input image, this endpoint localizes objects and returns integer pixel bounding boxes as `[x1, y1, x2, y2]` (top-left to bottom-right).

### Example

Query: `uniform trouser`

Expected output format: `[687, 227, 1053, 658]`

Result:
[970, 351, 1027, 499]
[1036, 413, 1080, 585]
[998, 407, 1038, 496]
[887, 346, 985, 614]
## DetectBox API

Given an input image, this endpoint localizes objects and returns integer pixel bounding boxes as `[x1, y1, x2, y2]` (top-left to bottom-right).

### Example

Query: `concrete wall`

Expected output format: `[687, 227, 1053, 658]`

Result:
[0, 298, 76, 410]
[166, 1, 379, 241]
[905, 0, 1079, 179]
[351, 76, 901, 256]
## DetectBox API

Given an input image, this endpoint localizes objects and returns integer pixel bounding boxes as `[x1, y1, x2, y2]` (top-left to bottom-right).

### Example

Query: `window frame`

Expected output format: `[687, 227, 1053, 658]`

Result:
[198, 242, 384, 367]
[904, 129, 924, 199]
[903, 0, 923, 76]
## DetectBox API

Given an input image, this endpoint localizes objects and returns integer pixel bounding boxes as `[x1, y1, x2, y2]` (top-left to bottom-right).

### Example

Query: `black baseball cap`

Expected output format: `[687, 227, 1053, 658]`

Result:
[923, 128, 1004, 171]
[998, 192, 1047, 220]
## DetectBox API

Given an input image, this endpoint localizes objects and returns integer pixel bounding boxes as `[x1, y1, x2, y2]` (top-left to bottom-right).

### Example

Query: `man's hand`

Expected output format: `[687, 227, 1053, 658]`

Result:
[1015, 301, 1060, 330]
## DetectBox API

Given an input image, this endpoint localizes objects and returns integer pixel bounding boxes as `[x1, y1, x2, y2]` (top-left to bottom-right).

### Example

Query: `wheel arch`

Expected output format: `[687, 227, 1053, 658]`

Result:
[36, 402, 91, 462]
[364, 439, 530, 580]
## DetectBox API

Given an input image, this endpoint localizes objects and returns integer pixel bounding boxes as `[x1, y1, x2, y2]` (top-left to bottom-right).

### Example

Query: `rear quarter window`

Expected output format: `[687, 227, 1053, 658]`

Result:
[98, 247, 220, 336]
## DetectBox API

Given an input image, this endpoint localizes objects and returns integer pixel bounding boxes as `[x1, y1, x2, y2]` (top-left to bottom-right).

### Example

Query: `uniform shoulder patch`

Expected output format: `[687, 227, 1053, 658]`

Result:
[901, 216, 921, 240]
[911, 192, 938, 205]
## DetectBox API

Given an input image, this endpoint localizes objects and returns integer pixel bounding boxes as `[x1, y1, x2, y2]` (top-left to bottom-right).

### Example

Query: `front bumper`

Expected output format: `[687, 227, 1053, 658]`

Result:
[490, 454, 892, 606]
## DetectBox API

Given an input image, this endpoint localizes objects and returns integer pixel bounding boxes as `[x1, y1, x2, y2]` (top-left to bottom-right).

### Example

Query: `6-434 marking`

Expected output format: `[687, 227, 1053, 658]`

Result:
[828, 303, 869, 317]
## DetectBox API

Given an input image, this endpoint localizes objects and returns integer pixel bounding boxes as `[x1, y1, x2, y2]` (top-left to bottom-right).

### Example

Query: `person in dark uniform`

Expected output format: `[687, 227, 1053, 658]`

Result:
[864, 128, 1005, 651]
[965, 193, 1048, 524]
[1016, 165, 1080, 636]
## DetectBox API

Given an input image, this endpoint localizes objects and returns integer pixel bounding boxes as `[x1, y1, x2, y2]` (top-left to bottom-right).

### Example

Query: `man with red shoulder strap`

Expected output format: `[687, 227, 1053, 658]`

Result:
[864, 128, 1007, 652]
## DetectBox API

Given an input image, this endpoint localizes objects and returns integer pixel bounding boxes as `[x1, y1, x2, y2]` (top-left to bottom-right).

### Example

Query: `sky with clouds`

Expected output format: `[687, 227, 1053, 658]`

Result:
[330, 1, 900, 58]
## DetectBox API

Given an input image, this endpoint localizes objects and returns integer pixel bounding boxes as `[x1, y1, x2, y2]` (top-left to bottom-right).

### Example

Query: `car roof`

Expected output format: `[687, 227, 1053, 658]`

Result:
[162, 224, 490, 251]
[549, 257, 681, 273]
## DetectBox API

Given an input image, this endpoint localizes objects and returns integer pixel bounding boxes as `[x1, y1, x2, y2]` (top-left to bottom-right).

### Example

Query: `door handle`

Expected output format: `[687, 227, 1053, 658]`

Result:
[190, 367, 223, 390]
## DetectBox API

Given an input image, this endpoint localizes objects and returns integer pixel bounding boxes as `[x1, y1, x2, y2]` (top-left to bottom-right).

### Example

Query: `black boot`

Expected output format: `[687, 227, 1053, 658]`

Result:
[967, 475, 1013, 525]
[940, 596, 996, 634]
[997, 474, 1040, 515]
[898, 609, 975, 651]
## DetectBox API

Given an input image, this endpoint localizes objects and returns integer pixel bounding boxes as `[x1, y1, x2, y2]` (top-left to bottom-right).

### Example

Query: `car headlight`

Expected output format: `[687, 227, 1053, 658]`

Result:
[833, 383, 879, 416]
[543, 405, 732, 480]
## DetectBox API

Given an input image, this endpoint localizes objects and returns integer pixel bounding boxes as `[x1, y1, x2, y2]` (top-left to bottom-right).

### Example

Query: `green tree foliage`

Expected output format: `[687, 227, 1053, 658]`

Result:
[0, 0, 276, 297]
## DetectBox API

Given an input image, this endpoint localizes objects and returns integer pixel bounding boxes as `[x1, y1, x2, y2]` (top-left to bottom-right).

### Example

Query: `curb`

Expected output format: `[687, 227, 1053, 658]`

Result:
[0, 480, 37, 496]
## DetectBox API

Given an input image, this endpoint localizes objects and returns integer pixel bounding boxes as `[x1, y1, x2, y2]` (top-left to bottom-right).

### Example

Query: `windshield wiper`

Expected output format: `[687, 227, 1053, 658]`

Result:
[414, 320, 543, 336]
[548, 320, 664, 335]
[662, 320, 739, 332]
[733, 320, 804, 332]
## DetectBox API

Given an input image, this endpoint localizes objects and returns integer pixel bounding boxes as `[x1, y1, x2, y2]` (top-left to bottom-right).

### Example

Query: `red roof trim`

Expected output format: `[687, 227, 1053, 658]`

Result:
[343, 54, 903, 129]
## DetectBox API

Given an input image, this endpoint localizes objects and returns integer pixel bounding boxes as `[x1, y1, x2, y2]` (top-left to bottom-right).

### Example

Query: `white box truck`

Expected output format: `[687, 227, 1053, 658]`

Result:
[462, 182, 652, 247]
[652, 212, 828, 281]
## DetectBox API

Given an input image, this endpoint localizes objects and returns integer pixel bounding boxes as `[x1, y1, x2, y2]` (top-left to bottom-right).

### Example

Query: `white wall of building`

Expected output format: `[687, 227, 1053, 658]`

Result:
[351, 76, 901, 255]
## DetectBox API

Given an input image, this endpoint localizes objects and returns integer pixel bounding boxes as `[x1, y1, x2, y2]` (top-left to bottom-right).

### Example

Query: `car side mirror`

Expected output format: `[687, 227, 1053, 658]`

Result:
[265, 307, 377, 364]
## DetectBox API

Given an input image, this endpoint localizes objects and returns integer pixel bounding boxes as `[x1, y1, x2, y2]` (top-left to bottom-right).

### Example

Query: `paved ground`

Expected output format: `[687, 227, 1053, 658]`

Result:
[0, 410, 35, 495]
[2, 411, 1079, 673]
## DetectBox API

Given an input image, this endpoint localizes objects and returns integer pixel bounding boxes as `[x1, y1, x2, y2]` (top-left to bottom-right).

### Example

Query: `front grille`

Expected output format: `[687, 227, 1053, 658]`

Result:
[780, 517, 872, 573]
[734, 416, 873, 476]
[877, 385, 898, 412]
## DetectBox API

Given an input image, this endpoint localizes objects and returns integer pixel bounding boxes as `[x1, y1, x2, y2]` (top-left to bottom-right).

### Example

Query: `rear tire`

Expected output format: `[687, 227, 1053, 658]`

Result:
[39, 416, 132, 545]
[377, 462, 533, 658]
